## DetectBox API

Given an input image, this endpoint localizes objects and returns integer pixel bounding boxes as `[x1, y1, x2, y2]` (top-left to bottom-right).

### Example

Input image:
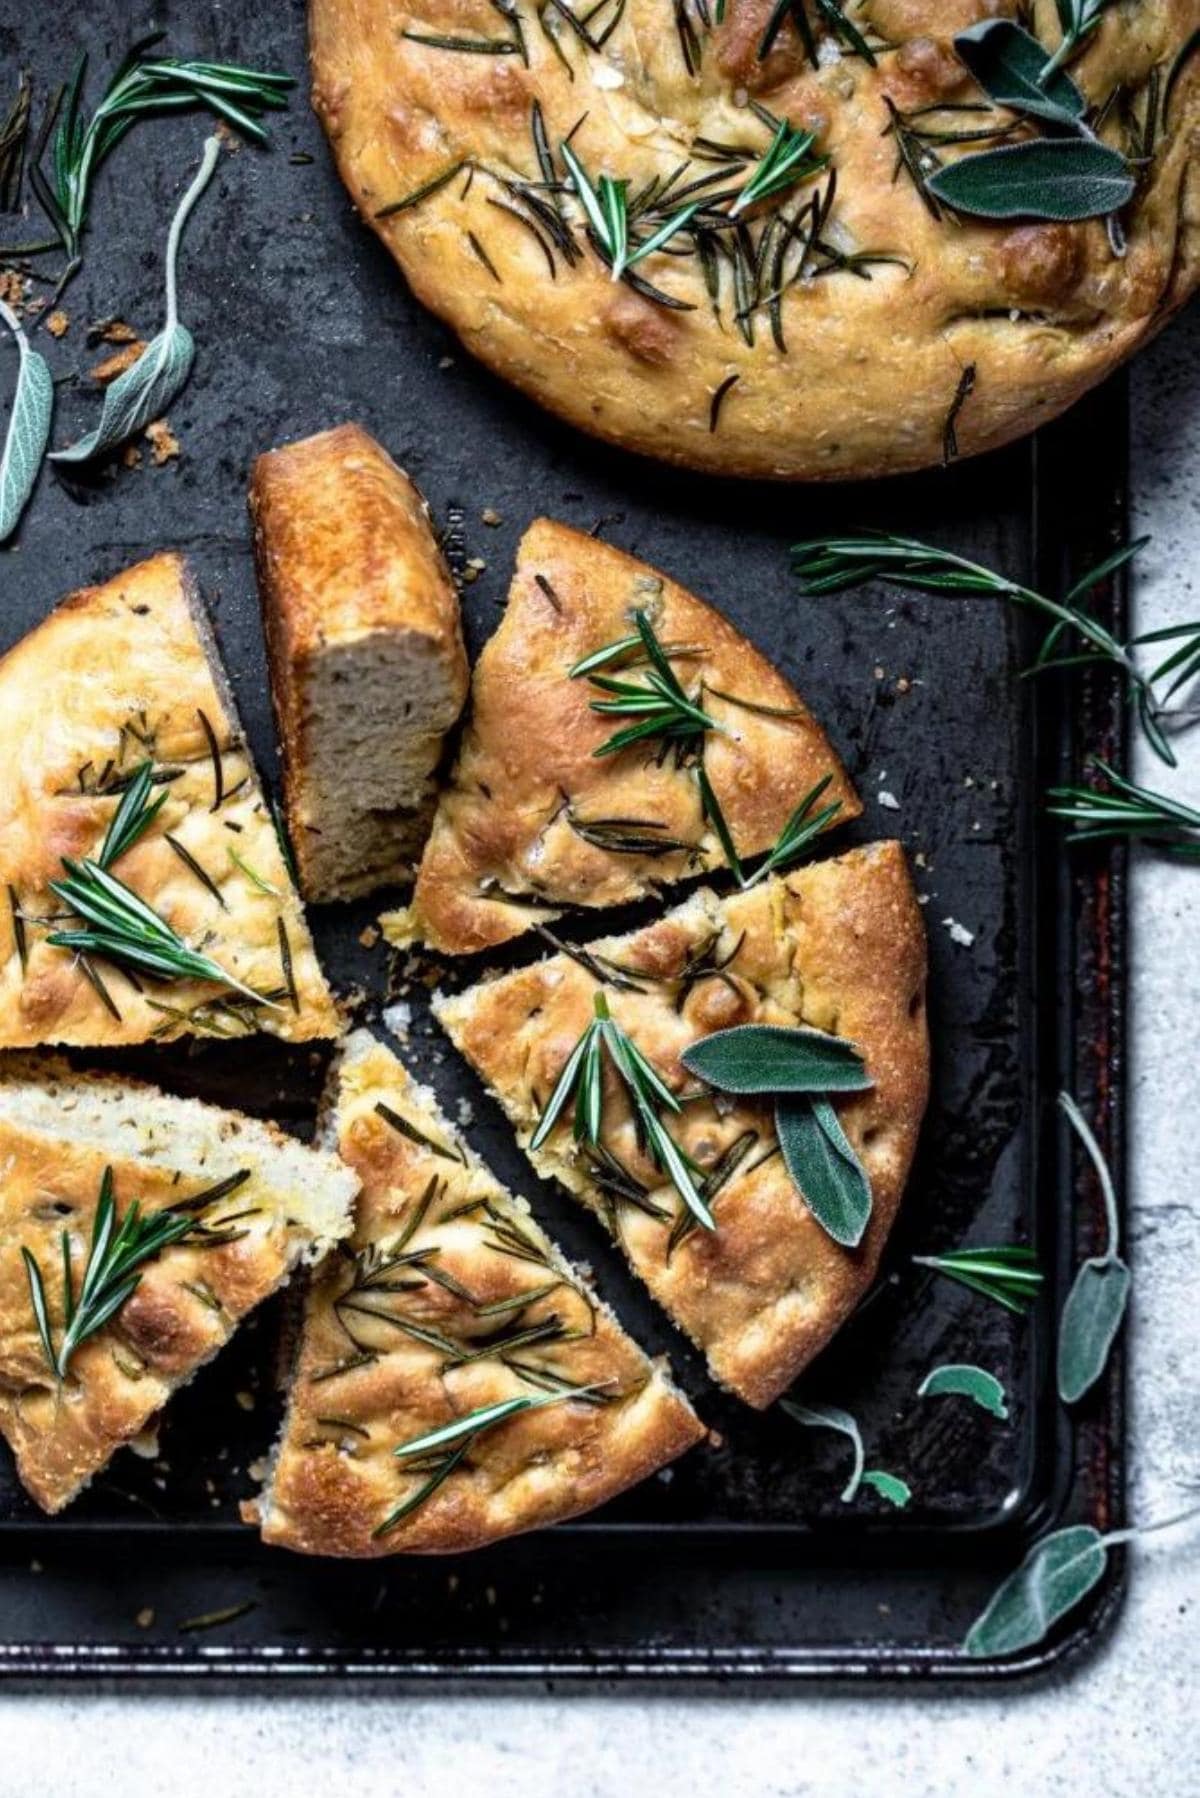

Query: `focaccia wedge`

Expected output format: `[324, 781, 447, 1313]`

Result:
[248, 1031, 704, 1555]
[436, 842, 928, 1408]
[0, 1059, 358, 1514]
[384, 519, 858, 955]
[0, 552, 340, 1048]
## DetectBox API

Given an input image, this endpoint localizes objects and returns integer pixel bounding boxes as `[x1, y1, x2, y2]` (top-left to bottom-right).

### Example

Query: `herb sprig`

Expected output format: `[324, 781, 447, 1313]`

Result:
[1048, 758, 1200, 855]
[531, 991, 715, 1231]
[780, 1399, 911, 1507]
[0, 296, 52, 543]
[911, 1245, 1043, 1314]
[375, 1387, 604, 1537]
[560, 141, 699, 282]
[23, 1165, 211, 1380]
[1056, 1091, 1129, 1404]
[791, 531, 1188, 767]
[27, 37, 290, 288]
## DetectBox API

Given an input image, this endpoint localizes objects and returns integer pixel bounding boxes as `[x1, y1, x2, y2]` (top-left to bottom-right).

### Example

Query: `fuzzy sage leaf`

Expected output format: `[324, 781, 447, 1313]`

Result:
[953, 19, 1086, 127]
[964, 1523, 1108, 1657]
[51, 134, 219, 465]
[926, 137, 1135, 223]
[965, 1503, 1200, 1658]
[1057, 1091, 1130, 1404]
[776, 1096, 873, 1248]
[918, 1362, 1009, 1420]
[680, 1024, 871, 1096]
[781, 1399, 908, 1506]
[0, 298, 53, 543]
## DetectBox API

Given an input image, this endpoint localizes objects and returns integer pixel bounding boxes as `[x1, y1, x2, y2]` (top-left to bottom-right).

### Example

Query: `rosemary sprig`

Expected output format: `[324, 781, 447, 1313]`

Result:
[791, 532, 1185, 767]
[27, 37, 291, 286]
[574, 608, 718, 757]
[22, 1165, 207, 1379]
[95, 759, 168, 868]
[730, 122, 826, 216]
[0, 71, 31, 211]
[1048, 758, 1200, 856]
[560, 141, 699, 281]
[374, 1386, 604, 1537]
[48, 857, 273, 1005]
[912, 1245, 1044, 1315]
[530, 991, 715, 1231]
[741, 775, 842, 889]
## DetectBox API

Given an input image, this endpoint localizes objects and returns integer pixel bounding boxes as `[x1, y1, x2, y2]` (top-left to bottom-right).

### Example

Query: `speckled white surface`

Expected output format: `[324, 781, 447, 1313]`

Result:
[3, 319, 1199, 1798]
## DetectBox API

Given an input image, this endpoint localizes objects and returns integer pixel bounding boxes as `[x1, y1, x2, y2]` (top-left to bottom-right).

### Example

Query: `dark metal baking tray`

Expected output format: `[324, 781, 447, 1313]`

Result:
[0, 0, 1126, 1683]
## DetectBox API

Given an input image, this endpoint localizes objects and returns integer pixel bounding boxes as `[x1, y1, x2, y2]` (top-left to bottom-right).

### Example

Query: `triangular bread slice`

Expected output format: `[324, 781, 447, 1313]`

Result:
[436, 842, 928, 1408]
[247, 1031, 704, 1555]
[0, 1058, 358, 1513]
[384, 519, 859, 955]
[0, 552, 341, 1047]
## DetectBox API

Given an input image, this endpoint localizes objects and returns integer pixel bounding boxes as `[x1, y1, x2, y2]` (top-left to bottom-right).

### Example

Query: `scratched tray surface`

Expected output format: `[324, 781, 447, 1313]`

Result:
[0, 0, 1123, 1679]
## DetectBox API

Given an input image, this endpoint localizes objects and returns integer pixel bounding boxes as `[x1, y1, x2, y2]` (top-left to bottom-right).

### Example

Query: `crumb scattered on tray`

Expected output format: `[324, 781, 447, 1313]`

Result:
[44, 309, 69, 338]
[145, 419, 180, 464]
[942, 917, 975, 948]
[136, 1607, 155, 1629]
[90, 341, 146, 384]
[481, 507, 502, 526]
[359, 923, 380, 949]
[878, 790, 900, 811]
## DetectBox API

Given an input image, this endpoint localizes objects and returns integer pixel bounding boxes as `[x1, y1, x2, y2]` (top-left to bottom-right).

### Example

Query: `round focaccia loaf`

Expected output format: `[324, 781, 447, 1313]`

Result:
[309, 0, 1200, 480]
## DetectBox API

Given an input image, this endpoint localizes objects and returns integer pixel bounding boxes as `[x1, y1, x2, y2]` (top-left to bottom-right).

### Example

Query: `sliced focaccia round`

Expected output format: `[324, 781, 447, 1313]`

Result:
[247, 1030, 704, 1556]
[383, 518, 859, 955]
[0, 552, 341, 1048]
[0, 1059, 358, 1514]
[436, 842, 928, 1408]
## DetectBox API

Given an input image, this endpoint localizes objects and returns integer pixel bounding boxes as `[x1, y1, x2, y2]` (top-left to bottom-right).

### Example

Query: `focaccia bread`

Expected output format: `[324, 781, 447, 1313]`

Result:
[0, 1059, 358, 1513]
[384, 518, 858, 955]
[248, 1031, 703, 1555]
[310, 0, 1200, 480]
[0, 552, 341, 1048]
[436, 841, 928, 1407]
[250, 424, 469, 903]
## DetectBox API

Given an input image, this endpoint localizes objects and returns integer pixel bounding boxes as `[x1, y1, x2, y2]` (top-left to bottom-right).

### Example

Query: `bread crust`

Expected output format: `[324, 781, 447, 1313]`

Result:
[436, 841, 929, 1407]
[0, 552, 340, 1047]
[250, 424, 469, 900]
[0, 1059, 357, 1513]
[309, 0, 1200, 480]
[250, 1033, 703, 1555]
[387, 518, 859, 954]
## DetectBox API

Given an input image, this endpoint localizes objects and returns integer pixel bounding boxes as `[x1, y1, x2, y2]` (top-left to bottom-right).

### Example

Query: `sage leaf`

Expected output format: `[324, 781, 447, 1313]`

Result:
[51, 134, 219, 466]
[861, 1469, 912, 1508]
[953, 20, 1086, 127]
[963, 1525, 1107, 1657]
[1057, 1091, 1129, 1404]
[779, 1399, 864, 1501]
[918, 1362, 1009, 1420]
[0, 298, 53, 543]
[776, 1095, 873, 1247]
[680, 1023, 872, 1095]
[926, 138, 1135, 222]
[1057, 1256, 1130, 1403]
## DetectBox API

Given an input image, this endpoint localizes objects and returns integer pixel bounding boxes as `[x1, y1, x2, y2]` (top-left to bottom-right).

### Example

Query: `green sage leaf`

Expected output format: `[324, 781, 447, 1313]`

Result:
[0, 299, 53, 543]
[779, 1398, 864, 1501]
[918, 1362, 1009, 1419]
[680, 1023, 871, 1095]
[1057, 1255, 1130, 1404]
[963, 1524, 1107, 1657]
[775, 1095, 872, 1248]
[953, 19, 1086, 126]
[861, 1469, 912, 1508]
[51, 134, 218, 465]
[926, 138, 1135, 222]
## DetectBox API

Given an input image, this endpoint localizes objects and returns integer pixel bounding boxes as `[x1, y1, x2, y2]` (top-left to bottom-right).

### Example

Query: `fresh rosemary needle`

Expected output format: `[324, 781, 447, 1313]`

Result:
[560, 141, 699, 281]
[1048, 758, 1200, 856]
[531, 991, 715, 1230]
[23, 1165, 210, 1379]
[912, 1245, 1044, 1315]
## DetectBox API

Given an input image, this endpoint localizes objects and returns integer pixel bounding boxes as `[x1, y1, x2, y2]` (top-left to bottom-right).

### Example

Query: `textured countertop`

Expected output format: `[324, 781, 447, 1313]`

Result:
[2, 316, 1197, 1798]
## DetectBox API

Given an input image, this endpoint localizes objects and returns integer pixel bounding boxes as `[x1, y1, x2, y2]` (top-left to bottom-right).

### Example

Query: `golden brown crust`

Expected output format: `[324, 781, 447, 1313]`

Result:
[436, 841, 929, 1406]
[250, 1033, 704, 1555]
[0, 553, 340, 1047]
[250, 424, 470, 900]
[309, 0, 1200, 480]
[0, 1059, 358, 1513]
[387, 519, 859, 954]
